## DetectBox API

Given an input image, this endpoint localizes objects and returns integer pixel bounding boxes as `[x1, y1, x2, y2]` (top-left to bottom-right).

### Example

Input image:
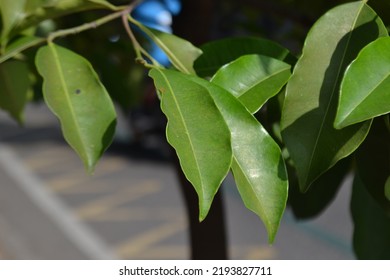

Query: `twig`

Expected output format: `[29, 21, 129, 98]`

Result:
[47, 7, 132, 42]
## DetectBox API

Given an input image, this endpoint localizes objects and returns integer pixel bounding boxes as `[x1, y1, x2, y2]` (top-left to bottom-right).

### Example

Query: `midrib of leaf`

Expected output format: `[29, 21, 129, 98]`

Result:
[232, 156, 271, 230]
[304, 3, 364, 186]
[48, 44, 86, 155]
[238, 66, 289, 98]
[159, 70, 203, 193]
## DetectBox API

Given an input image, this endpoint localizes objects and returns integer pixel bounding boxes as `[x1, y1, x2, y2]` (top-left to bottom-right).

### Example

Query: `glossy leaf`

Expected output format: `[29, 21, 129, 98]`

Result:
[351, 172, 390, 259]
[194, 37, 296, 77]
[0, 36, 45, 64]
[335, 37, 390, 128]
[149, 68, 232, 220]
[133, 20, 202, 74]
[0, 60, 30, 124]
[0, 0, 115, 42]
[185, 74, 288, 243]
[281, 1, 387, 192]
[35, 43, 116, 173]
[211, 54, 291, 114]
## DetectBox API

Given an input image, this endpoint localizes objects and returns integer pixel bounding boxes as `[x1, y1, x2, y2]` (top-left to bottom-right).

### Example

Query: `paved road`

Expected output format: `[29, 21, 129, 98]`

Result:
[0, 104, 354, 259]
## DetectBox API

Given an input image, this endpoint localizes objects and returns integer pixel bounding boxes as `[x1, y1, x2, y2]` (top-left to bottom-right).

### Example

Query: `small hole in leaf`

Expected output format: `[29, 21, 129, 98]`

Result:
[75, 89, 81, 94]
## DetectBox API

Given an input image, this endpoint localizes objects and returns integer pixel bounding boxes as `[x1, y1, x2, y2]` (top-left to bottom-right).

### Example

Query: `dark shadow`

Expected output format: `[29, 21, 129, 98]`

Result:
[288, 157, 351, 219]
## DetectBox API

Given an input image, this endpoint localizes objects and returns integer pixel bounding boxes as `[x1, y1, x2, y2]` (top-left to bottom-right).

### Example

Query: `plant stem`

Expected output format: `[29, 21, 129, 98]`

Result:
[122, 14, 162, 69]
[47, 7, 132, 42]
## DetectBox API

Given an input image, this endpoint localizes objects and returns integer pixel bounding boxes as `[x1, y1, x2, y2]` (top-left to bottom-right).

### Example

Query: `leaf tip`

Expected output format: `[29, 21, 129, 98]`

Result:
[198, 202, 211, 222]
[333, 117, 346, 130]
[267, 234, 276, 245]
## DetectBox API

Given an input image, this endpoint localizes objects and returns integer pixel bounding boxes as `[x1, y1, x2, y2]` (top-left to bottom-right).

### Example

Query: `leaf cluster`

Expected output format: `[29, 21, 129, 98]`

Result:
[1, 0, 390, 258]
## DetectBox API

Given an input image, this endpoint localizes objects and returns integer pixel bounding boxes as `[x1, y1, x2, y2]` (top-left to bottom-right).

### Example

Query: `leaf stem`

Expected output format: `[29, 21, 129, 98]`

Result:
[121, 14, 162, 69]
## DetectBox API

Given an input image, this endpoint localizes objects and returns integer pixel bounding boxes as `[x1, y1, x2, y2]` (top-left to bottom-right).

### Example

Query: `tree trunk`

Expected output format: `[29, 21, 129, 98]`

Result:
[171, 0, 228, 260]
[173, 156, 228, 259]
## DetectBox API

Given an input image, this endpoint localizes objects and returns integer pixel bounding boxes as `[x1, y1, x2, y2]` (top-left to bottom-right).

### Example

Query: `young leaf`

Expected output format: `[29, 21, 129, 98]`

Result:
[132, 20, 202, 74]
[0, 60, 30, 124]
[35, 43, 116, 173]
[149, 68, 232, 221]
[281, 1, 388, 192]
[211, 54, 291, 114]
[335, 37, 390, 128]
[194, 37, 296, 77]
[185, 75, 288, 243]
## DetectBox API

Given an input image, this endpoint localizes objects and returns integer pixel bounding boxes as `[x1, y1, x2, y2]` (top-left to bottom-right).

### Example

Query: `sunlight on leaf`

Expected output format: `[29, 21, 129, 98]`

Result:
[149, 68, 231, 221]
[335, 37, 390, 128]
[35, 43, 116, 173]
[211, 54, 291, 114]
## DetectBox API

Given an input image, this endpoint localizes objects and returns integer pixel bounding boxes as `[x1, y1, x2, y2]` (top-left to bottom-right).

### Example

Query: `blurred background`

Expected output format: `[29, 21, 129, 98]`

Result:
[0, 0, 389, 259]
[0, 104, 354, 259]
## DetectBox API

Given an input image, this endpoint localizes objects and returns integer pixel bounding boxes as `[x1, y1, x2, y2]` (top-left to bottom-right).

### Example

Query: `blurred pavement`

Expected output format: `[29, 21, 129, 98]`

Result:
[0, 104, 354, 259]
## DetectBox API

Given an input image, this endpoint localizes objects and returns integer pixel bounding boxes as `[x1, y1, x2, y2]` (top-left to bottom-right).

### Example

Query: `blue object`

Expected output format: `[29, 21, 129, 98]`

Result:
[148, 42, 171, 66]
[132, 0, 182, 66]
[162, 0, 181, 15]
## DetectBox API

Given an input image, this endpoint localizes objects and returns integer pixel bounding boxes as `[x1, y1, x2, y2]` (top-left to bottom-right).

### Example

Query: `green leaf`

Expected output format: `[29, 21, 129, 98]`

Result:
[194, 37, 296, 77]
[0, 36, 45, 64]
[185, 74, 288, 243]
[35, 43, 116, 173]
[351, 172, 390, 259]
[335, 37, 390, 128]
[211, 54, 291, 114]
[281, 1, 388, 192]
[132, 20, 202, 74]
[0, 0, 115, 42]
[149, 68, 232, 220]
[0, 60, 30, 123]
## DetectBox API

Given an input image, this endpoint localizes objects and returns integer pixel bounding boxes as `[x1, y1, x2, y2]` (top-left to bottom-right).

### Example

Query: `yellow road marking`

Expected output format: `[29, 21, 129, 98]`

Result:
[116, 221, 187, 258]
[24, 147, 72, 170]
[47, 158, 127, 192]
[245, 245, 277, 259]
[48, 173, 88, 192]
[75, 181, 161, 219]
[93, 156, 127, 174]
[85, 207, 184, 222]
[50, 181, 110, 194]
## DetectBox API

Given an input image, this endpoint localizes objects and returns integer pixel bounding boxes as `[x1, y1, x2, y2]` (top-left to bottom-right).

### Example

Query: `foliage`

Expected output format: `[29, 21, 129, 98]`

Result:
[1, 0, 390, 258]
